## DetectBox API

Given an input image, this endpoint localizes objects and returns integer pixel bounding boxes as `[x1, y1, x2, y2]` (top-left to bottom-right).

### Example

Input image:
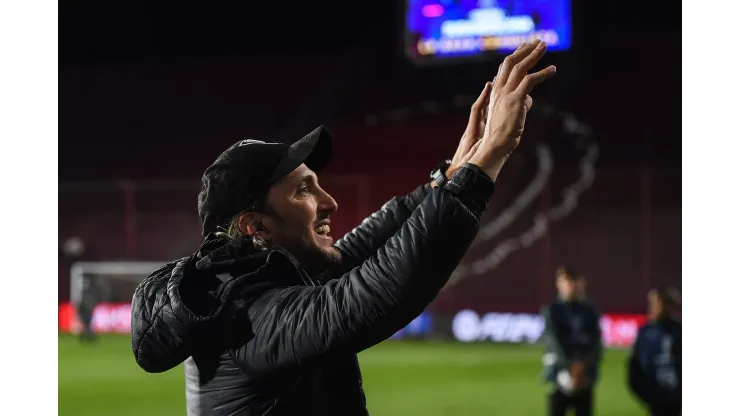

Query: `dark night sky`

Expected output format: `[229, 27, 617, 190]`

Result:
[59, 1, 681, 180]
[60, 1, 678, 66]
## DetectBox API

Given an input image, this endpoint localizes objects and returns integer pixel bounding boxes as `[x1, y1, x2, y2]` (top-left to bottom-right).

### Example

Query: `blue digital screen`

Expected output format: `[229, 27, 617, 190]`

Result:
[405, 0, 571, 60]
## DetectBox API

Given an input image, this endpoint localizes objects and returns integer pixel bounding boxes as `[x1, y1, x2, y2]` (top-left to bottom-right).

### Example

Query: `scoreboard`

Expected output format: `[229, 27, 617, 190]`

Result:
[405, 0, 571, 62]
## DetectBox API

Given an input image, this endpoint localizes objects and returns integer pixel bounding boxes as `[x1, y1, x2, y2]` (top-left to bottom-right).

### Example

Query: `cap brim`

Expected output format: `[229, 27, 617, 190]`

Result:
[269, 126, 333, 183]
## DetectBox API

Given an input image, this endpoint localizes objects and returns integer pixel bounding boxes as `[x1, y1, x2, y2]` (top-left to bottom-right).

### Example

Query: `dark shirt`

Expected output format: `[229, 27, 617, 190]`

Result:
[541, 298, 603, 384]
[628, 317, 682, 406]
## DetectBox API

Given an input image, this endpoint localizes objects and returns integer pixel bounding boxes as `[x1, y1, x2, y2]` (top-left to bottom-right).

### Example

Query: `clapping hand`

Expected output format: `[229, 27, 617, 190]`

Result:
[446, 82, 493, 180]
[468, 40, 556, 181]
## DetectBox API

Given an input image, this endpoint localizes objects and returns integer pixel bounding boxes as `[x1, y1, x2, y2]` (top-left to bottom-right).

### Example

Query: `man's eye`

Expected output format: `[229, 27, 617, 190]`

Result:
[297, 185, 310, 194]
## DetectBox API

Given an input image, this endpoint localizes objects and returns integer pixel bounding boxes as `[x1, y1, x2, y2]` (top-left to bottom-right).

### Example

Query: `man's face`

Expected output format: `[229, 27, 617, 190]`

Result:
[254, 164, 341, 275]
[556, 274, 578, 301]
[648, 291, 665, 319]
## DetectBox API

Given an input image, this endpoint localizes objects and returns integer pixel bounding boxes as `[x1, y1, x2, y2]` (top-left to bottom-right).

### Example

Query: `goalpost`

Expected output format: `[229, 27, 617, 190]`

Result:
[64, 261, 168, 334]
[69, 261, 167, 306]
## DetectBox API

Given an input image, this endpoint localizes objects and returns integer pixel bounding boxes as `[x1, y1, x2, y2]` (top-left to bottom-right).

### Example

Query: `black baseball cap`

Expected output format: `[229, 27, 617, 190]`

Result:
[198, 126, 333, 236]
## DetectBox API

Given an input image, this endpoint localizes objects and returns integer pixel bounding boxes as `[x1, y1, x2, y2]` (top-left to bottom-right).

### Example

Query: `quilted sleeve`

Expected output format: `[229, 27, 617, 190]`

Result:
[130, 258, 226, 373]
[231, 173, 493, 379]
[333, 183, 430, 273]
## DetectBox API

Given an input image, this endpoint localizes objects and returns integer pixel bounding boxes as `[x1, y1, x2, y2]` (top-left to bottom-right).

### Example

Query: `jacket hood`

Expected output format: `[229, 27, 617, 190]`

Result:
[131, 234, 300, 373]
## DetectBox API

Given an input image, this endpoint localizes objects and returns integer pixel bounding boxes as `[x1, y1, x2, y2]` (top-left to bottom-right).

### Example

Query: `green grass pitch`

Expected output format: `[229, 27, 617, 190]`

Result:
[59, 334, 644, 415]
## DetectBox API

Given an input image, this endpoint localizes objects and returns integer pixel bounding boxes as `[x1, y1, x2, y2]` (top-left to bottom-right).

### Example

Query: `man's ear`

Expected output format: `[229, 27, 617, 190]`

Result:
[236, 212, 270, 239]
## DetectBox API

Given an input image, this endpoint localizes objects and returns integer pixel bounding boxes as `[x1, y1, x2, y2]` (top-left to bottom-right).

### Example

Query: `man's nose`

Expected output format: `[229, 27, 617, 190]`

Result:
[319, 190, 339, 214]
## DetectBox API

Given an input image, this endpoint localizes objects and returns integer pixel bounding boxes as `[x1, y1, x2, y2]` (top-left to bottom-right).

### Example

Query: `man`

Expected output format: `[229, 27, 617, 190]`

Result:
[628, 287, 682, 416]
[541, 266, 603, 416]
[77, 275, 99, 342]
[131, 40, 556, 415]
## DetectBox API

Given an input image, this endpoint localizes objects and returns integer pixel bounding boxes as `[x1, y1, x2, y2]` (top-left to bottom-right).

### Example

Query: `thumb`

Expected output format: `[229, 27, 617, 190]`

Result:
[468, 82, 492, 128]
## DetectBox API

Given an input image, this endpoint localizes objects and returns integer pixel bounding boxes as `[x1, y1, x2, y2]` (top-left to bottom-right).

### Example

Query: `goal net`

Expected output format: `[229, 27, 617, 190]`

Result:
[61, 261, 166, 334]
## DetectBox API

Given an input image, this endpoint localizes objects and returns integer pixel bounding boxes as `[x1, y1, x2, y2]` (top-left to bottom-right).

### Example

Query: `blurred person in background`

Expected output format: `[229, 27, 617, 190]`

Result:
[628, 287, 682, 416]
[577, 274, 588, 300]
[129, 41, 557, 415]
[77, 275, 98, 342]
[60, 237, 98, 342]
[541, 266, 603, 416]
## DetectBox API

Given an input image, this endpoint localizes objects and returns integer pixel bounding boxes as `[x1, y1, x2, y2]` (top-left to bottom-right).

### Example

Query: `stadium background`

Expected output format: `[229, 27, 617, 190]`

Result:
[58, 1, 680, 415]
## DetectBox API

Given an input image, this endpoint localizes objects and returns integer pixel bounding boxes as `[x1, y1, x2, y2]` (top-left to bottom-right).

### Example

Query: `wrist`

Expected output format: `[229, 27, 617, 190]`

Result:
[467, 153, 508, 182]
[442, 164, 496, 215]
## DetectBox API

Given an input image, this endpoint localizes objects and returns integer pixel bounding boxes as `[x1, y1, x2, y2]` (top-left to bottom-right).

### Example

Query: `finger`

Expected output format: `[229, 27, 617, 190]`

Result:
[496, 40, 541, 88]
[467, 82, 492, 136]
[480, 81, 492, 115]
[492, 64, 503, 90]
[506, 41, 549, 91]
[470, 82, 492, 116]
[492, 43, 524, 85]
[518, 104, 529, 135]
[524, 95, 533, 112]
[515, 65, 557, 97]
[478, 83, 492, 129]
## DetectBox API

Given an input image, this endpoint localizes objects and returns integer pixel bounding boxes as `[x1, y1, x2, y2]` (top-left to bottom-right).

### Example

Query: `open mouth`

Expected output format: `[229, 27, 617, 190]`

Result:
[314, 224, 331, 237]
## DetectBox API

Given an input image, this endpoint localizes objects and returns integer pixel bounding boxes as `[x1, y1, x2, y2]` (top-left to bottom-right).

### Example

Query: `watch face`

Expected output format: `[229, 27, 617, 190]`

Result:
[431, 161, 451, 182]
[433, 170, 446, 184]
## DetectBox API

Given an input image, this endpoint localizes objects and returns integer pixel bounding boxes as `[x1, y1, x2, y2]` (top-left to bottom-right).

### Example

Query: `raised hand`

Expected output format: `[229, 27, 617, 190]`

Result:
[446, 82, 493, 178]
[469, 40, 556, 181]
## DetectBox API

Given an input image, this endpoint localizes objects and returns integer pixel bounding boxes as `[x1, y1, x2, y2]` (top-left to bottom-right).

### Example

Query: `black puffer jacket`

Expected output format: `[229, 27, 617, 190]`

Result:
[131, 166, 495, 415]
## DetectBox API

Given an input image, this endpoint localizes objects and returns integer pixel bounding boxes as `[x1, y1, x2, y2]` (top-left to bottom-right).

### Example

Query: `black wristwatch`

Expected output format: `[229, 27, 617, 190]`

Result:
[430, 159, 452, 187]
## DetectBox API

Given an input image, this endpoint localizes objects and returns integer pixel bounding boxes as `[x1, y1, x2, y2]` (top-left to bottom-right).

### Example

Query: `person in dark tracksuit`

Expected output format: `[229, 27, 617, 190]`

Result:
[628, 287, 682, 416]
[541, 266, 603, 416]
